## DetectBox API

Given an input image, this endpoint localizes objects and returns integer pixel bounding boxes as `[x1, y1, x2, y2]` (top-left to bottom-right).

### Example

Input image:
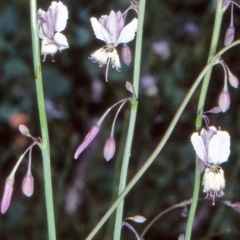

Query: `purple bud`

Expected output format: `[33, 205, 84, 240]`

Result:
[1, 179, 14, 214]
[125, 81, 134, 94]
[204, 106, 222, 114]
[122, 44, 132, 66]
[74, 125, 100, 159]
[228, 72, 239, 88]
[103, 137, 116, 161]
[224, 26, 235, 46]
[22, 174, 34, 197]
[218, 90, 230, 112]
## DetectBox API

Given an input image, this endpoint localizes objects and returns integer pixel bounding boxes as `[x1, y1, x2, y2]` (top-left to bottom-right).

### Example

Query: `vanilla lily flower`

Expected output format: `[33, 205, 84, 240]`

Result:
[37, 1, 69, 62]
[191, 126, 231, 205]
[89, 10, 138, 81]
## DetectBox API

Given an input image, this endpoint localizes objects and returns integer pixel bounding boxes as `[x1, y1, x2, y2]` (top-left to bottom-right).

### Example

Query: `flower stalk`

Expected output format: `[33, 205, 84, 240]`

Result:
[30, 0, 56, 239]
[185, 1, 226, 239]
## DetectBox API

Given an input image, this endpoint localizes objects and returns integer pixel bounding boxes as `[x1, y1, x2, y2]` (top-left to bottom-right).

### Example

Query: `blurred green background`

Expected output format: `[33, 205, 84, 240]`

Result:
[1, 0, 240, 239]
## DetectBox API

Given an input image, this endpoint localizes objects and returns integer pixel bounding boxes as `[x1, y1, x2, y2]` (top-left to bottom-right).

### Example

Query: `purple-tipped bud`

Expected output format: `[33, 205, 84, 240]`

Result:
[218, 90, 230, 112]
[224, 26, 235, 46]
[22, 174, 34, 197]
[103, 137, 116, 161]
[125, 81, 134, 94]
[1, 179, 14, 214]
[122, 44, 132, 66]
[228, 72, 239, 88]
[74, 125, 100, 159]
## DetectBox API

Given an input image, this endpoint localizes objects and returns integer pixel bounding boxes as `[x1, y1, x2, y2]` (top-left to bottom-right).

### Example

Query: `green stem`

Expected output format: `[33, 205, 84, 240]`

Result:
[85, 57, 216, 240]
[30, 1, 56, 239]
[113, 1, 146, 239]
[185, 1, 225, 239]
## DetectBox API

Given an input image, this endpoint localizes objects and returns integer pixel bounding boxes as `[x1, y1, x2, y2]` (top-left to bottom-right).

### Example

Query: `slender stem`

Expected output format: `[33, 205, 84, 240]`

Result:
[85, 57, 216, 240]
[113, 1, 146, 239]
[30, 1, 56, 239]
[185, 1, 225, 239]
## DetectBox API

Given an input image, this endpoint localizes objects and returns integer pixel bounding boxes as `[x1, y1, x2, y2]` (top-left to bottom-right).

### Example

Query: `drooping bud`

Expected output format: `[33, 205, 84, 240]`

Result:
[228, 70, 239, 88]
[218, 90, 230, 112]
[22, 174, 34, 197]
[125, 81, 134, 94]
[19, 125, 30, 137]
[224, 26, 235, 46]
[74, 125, 100, 159]
[122, 44, 132, 65]
[204, 106, 222, 114]
[125, 215, 146, 223]
[1, 179, 14, 214]
[178, 234, 185, 240]
[103, 137, 116, 161]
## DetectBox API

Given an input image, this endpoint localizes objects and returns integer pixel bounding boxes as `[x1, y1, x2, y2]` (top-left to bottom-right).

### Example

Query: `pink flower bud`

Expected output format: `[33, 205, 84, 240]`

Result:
[1, 179, 14, 214]
[228, 72, 239, 88]
[224, 26, 235, 46]
[122, 44, 132, 66]
[74, 125, 100, 159]
[22, 174, 34, 197]
[103, 137, 116, 161]
[218, 90, 230, 112]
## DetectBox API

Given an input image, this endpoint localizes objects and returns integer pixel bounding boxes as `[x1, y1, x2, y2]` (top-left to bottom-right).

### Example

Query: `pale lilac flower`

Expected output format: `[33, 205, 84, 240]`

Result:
[1, 179, 14, 214]
[37, 1, 69, 62]
[89, 10, 138, 81]
[191, 126, 231, 205]
[74, 125, 100, 159]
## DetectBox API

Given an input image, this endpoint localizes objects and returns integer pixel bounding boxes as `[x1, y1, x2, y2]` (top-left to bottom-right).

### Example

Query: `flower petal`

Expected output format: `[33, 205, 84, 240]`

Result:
[53, 32, 69, 50]
[208, 130, 230, 164]
[106, 11, 119, 44]
[51, 1, 69, 32]
[115, 18, 138, 46]
[191, 132, 206, 162]
[90, 17, 111, 43]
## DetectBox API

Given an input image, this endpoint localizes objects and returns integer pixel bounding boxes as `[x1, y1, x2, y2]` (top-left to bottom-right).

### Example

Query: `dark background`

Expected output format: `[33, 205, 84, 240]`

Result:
[0, 0, 240, 239]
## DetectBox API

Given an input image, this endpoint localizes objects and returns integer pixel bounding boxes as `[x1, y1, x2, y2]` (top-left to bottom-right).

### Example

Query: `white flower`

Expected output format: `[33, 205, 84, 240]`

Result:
[191, 126, 231, 205]
[38, 1, 69, 62]
[89, 10, 138, 81]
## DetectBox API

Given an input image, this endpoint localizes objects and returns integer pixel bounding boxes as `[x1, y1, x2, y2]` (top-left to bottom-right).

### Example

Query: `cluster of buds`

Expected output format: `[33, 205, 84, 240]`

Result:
[205, 58, 238, 114]
[74, 82, 136, 161]
[191, 126, 231, 205]
[0, 125, 41, 214]
[89, 1, 139, 81]
[37, 1, 69, 62]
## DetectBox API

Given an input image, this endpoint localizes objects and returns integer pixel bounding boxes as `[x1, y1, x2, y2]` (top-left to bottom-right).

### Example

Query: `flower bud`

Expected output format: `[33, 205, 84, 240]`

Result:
[224, 26, 235, 46]
[218, 90, 230, 112]
[125, 81, 134, 94]
[125, 215, 146, 223]
[1, 179, 14, 214]
[103, 137, 116, 161]
[22, 174, 34, 197]
[19, 125, 30, 136]
[74, 125, 100, 159]
[122, 44, 132, 66]
[228, 71, 239, 88]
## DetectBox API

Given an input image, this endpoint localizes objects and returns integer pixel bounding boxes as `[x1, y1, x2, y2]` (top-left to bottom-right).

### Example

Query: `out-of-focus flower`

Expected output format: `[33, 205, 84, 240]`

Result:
[191, 126, 231, 205]
[89, 10, 138, 81]
[1, 179, 14, 214]
[141, 75, 159, 97]
[37, 1, 69, 62]
[74, 125, 100, 159]
[22, 173, 34, 197]
[151, 40, 171, 60]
